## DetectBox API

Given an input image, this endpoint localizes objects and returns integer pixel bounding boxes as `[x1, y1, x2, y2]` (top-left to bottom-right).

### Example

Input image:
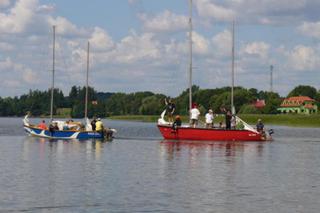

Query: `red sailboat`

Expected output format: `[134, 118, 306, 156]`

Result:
[157, 2, 272, 142]
[157, 111, 271, 141]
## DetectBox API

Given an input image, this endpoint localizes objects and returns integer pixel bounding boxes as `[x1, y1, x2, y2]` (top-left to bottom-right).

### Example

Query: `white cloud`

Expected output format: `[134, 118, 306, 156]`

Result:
[110, 32, 161, 64]
[36, 4, 55, 13]
[243, 42, 270, 58]
[193, 0, 320, 25]
[287, 45, 319, 71]
[0, 0, 37, 33]
[48, 16, 87, 36]
[212, 30, 232, 57]
[89, 27, 114, 51]
[194, 0, 235, 21]
[0, 42, 13, 51]
[192, 31, 210, 55]
[0, 57, 39, 87]
[298, 21, 320, 39]
[139, 10, 188, 33]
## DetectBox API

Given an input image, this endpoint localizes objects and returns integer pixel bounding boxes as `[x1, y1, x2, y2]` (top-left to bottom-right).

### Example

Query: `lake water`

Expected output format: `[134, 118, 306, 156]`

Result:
[0, 117, 320, 213]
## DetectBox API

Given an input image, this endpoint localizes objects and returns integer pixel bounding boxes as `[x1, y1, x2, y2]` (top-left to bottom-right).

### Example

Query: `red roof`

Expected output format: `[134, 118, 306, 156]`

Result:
[253, 99, 266, 108]
[280, 96, 315, 107]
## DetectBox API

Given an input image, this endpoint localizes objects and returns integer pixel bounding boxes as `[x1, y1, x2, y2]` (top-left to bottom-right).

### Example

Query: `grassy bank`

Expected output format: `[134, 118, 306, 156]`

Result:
[109, 114, 320, 128]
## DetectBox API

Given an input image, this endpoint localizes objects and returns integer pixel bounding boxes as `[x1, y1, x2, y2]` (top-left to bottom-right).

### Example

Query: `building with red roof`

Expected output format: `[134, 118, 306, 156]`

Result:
[277, 96, 318, 114]
[253, 99, 266, 109]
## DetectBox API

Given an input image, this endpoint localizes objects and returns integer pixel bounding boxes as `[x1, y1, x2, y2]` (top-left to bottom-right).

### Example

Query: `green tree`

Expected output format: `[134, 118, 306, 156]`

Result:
[287, 85, 317, 99]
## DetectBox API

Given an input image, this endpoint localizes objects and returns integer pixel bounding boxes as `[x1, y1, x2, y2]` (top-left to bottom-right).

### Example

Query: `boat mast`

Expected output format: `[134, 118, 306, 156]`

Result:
[85, 41, 90, 119]
[231, 21, 235, 114]
[188, 0, 193, 112]
[50, 25, 56, 121]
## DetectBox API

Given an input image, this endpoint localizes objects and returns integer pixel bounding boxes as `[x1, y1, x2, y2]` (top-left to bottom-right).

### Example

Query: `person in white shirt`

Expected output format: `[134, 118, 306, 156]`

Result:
[205, 109, 214, 128]
[190, 103, 200, 128]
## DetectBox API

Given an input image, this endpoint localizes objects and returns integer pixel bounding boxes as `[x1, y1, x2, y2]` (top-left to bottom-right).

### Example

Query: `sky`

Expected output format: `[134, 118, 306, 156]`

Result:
[0, 0, 320, 97]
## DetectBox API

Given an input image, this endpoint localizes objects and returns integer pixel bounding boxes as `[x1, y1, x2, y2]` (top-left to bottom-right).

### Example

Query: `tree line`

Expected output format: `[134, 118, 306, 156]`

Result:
[0, 85, 319, 117]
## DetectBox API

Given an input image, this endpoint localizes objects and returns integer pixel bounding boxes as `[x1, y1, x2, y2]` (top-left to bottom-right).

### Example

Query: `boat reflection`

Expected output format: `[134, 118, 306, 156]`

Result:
[159, 140, 266, 160]
[23, 136, 113, 161]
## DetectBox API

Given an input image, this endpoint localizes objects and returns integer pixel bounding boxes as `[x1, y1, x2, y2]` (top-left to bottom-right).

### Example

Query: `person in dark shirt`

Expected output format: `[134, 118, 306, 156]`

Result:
[165, 98, 176, 123]
[256, 119, 264, 133]
[221, 107, 232, 130]
[91, 118, 97, 131]
[172, 115, 182, 130]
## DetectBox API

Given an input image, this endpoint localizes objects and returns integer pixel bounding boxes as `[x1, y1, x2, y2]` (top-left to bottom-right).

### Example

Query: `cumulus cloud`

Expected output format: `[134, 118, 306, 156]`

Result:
[0, 0, 37, 33]
[192, 31, 210, 55]
[287, 45, 319, 71]
[298, 21, 320, 39]
[243, 42, 270, 58]
[111, 32, 161, 64]
[48, 16, 87, 36]
[212, 30, 232, 57]
[36, 4, 55, 13]
[193, 0, 320, 25]
[0, 57, 39, 87]
[89, 27, 114, 51]
[138, 10, 188, 33]
[194, 0, 235, 22]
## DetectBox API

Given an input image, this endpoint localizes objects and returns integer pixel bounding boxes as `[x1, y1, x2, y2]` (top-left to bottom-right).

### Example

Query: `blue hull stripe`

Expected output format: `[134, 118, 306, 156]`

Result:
[24, 125, 103, 139]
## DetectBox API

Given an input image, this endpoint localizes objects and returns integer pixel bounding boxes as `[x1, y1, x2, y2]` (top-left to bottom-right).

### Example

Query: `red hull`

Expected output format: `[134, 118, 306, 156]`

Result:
[158, 125, 265, 141]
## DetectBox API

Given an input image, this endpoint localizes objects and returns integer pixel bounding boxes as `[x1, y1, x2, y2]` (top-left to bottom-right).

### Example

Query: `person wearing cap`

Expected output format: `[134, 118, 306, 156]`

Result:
[256, 119, 264, 133]
[95, 118, 104, 137]
[190, 103, 200, 128]
[172, 115, 182, 130]
[205, 109, 214, 128]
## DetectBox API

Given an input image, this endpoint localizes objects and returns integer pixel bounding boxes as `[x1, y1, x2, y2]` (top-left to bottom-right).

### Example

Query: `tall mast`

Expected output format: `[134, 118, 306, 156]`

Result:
[231, 20, 235, 114]
[85, 41, 90, 119]
[188, 0, 193, 112]
[50, 25, 56, 121]
[270, 65, 273, 92]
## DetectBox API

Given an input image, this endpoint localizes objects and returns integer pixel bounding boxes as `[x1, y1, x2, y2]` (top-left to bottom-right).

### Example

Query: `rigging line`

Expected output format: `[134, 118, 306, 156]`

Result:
[55, 37, 72, 89]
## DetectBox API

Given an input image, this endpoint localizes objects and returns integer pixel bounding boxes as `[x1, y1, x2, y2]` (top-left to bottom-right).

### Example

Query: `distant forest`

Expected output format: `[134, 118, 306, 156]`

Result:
[0, 85, 319, 118]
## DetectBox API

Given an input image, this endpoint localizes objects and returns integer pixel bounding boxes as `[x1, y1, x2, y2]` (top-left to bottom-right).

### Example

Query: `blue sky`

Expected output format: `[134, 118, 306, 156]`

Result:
[0, 0, 319, 97]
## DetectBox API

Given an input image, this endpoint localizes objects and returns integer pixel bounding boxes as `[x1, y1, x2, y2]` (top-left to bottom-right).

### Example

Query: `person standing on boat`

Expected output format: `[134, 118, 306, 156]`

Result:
[165, 98, 176, 123]
[221, 107, 232, 130]
[190, 103, 200, 128]
[91, 117, 97, 131]
[256, 119, 264, 133]
[95, 118, 104, 137]
[205, 109, 214, 128]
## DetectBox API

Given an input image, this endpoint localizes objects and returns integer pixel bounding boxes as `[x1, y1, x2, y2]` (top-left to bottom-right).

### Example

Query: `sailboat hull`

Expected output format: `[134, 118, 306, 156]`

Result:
[24, 125, 104, 140]
[157, 124, 266, 141]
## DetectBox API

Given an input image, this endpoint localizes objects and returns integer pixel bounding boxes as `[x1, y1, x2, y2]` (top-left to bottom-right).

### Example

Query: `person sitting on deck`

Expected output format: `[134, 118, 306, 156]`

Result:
[63, 121, 70, 130]
[95, 118, 104, 137]
[205, 109, 214, 128]
[38, 120, 47, 130]
[190, 103, 200, 128]
[172, 115, 182, 130]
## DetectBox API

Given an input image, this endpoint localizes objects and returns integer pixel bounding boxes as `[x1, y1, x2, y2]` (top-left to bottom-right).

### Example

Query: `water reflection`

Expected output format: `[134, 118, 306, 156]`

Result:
[159, 140, 267, 160]
[22, 136, 113, 161]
